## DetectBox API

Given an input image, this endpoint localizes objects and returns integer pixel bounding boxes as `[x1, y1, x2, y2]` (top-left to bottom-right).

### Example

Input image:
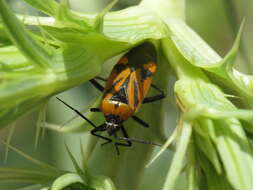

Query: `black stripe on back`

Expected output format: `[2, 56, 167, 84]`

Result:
[141, 68, 153, 81]
[110, 76, 130, 104]
[114, 63, 128, 73]
[133, 80, 139, 107]
[105, 77, 123, 94]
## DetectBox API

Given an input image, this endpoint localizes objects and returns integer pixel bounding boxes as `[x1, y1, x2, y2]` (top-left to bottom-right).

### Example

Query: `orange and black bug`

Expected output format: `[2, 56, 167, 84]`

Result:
[57, 42, 165, 154]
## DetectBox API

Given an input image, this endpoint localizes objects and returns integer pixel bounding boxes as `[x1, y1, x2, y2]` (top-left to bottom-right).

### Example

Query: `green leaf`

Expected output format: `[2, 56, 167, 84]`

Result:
[165, 17, 253, 107]
[198, 151, 233, 190]
[64, 143, 87, 182]
[21, 7, 167, 44]
[94, 0, 117, 31]
[175, 79, 236, 113]
[23, 0, 59, 17]
[0, 168, 55, 184]
[163, 120, 192, 190]
[162, 35, 253, 190]
[186, 142, 199, 190]
[165, 18, 221, 67]
[219, 19, 245, 71]
[140, 0, 185, 20]
[51, 173, 88, 190]
[146, 128, 177, 167]
[0, 46, 31, 71]
[64, 143, 116, 190]
[0, 23, 11, 45]
[194, 123, 222, 174]
[54, 1, 92, 29]
[232, 69, 253, 94]
[203, 118, 253, 190]
[0, 0, 52, 69]
[89, 176, 116, 190]
[17, 184, 48, 190]
[35, 103, 48, 148]
[4, 122, 16, 162]
[1, 141, 64, 176]
[173, 66, 253, 190]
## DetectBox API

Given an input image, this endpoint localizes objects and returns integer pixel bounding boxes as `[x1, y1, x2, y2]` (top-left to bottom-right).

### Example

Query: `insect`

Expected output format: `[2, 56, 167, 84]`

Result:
[57, 42, 165, 154]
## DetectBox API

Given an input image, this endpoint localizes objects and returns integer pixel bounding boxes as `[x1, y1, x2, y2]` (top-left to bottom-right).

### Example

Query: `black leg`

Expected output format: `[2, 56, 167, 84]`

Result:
[143, 83, 165, 104]
[89, 76, 107, 92]
[91, 124, 112, 145]
[113, 126, 132, 155]
[90, 108, 100, 112]
[56, 97, 97, 128]
[142, 94, 165, 104]
[89, 79, 104, 92]
[131, 115, 149, 128]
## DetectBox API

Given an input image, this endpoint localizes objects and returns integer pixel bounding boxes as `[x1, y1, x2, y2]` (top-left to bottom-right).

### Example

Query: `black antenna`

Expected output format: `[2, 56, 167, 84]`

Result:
[115, 136, 163, 147]
[56, 97, 97, 128]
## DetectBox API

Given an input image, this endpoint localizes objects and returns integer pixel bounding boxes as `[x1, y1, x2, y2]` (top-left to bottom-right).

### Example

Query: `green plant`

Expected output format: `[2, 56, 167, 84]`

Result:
[1, 0, 253, 189]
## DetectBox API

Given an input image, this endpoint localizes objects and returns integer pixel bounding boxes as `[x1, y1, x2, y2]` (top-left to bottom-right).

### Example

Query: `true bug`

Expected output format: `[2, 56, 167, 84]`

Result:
[57, 42, 165, 154]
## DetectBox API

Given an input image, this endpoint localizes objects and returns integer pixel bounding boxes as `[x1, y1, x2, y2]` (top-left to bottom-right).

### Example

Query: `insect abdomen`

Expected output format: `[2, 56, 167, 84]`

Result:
[101, 99, 134, 121]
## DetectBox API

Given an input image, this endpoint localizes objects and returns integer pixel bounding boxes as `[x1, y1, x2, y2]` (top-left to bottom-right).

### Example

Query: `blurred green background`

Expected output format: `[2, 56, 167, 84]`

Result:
[1, 0, 253, 189]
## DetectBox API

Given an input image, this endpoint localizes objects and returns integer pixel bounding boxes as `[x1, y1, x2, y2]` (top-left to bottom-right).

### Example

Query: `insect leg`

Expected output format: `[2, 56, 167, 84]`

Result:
[90, 108, 100, 112]
[89, 79, 104, 92]
[91, 124, 112, 146]
[131, 115, 149, 128]
[143, 83, 165, 104]
[56, 97, 97, 128]
[89, 76, 107, 92]
[113, 126, 132, 155]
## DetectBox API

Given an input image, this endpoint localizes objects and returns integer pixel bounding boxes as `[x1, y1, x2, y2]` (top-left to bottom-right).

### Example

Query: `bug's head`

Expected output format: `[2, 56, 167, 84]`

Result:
[105, 115, 122, 136]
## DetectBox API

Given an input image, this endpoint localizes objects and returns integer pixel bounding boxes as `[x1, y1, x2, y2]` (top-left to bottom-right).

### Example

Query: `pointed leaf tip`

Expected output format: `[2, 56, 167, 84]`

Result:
[221, 18, 245, 71]
[64, 142, 87, 183]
